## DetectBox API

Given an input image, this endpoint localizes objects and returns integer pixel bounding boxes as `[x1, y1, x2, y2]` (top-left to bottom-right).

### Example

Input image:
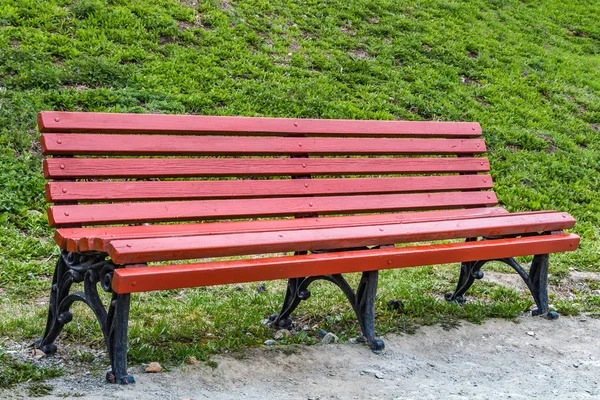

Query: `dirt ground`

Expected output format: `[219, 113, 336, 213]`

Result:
[3, 315, 599, 400]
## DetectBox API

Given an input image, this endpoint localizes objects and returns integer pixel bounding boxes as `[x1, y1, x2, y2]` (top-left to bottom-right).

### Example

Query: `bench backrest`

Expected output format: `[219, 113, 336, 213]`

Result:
[39, 112, 495, 228]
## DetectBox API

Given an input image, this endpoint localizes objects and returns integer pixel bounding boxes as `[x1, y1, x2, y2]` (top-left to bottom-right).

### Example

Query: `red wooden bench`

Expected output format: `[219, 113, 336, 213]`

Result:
[36, 112, 579, 384]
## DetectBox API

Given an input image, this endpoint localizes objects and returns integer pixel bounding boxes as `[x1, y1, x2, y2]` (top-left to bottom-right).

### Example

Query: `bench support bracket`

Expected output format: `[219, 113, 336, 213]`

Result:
[37, 251, 135, 384]
[445, 242, 557, 319]
[272, 270, 384, 352]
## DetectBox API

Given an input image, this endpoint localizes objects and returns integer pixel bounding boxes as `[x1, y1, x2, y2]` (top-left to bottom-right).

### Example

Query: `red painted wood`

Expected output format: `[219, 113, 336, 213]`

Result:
[48, 191, 498, 227]
[46, 175, 494, 202]
[44, 157, 490, 179]
[41, 134, 486, 156]
[57, 208, 513, 251]
[107, 213, 576, 264]
[111, 234, 580, 293]
[38, 112, 482, 137]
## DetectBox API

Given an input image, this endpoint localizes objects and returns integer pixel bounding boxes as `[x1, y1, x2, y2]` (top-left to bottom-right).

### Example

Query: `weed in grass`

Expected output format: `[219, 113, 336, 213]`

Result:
[27, 382, 54, 397]
[205, 360, 218, 369]
[554, 301, 581, 316]
[0, 351, 63, 389]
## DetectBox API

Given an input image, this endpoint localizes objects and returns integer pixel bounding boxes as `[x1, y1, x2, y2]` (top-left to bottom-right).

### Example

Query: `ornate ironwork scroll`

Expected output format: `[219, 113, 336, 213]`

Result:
[445, 237, 558, 319]
[37, 250, 134, 384]
[271, 249, 385, 352]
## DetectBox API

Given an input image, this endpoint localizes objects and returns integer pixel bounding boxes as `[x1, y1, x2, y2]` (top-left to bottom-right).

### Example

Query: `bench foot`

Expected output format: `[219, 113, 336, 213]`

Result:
[445, 242, 555, 318]
[273, 270, 384, 352]
[38, 251, 133, 383]
[106, 371, 135, 385]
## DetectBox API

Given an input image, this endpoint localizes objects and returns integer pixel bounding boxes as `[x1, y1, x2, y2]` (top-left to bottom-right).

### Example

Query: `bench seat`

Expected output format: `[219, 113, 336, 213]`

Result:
[35, 111, 580, 385]
[105, 211, 575, 264]
[56, 207, 510, 252]
[112, 233, 579, 294]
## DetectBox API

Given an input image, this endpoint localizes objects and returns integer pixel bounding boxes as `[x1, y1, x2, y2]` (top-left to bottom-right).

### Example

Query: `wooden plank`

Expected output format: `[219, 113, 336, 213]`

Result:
[48, 191, 498, 227]
[57, 207, 512, 251]
[46, 175, 494, 202]
[38, 112, 482, 137]
[107, 212, 575, 263]
[72, 209, 548, 253]
[41, 134, 486, 156]
[111, 233, 580, 293]
[44, 157, 491, 179]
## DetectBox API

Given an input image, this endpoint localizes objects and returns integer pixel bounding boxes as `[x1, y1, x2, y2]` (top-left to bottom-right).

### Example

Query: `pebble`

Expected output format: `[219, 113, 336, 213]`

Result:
[145, 362, 163, 373]
[184, 356, 199, 365]
[348, 338, 358, 344]
[360, 369, 383, 379]
[31, 349, 46, 359]
[256, 283, 267, 293]
[321, 332, 338, 344]
[274, 330, 292, 339]
[260, 319, 271, 325]
[526, 331, 535, 337]
[302, 325, 310, 331]
[235, 284, 244, 291]
[264, 340, 276, 346]
[317, 329, 328, 338]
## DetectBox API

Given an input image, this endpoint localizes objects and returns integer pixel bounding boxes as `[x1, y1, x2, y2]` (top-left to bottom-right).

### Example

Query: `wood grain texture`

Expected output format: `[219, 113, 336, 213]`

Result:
[44, 157, 491, 178]
[107, 212, 576, 264]
[48, 191, 498, 226]
[46, 175, 494, 202]
[56, 207, 513, 251]
[111, 234, 580, 293]
[41, 134, 486, 156]
[38, 112, 482, 137]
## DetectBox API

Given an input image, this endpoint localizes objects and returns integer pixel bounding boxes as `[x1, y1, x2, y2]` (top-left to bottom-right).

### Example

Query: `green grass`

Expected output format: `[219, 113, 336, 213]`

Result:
[0, 350, 63, 389]
[1, 0, 600, 384]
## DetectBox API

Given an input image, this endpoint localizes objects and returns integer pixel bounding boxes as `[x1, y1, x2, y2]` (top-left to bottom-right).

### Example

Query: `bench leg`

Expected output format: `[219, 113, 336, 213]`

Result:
[106, 293, 134, 384]
[37, 251, 135, 384]
[354, 270, 385, 352]
[445, 251, 558, 319]
[272, 271, 384, 352]
[444, 260, 486, 304]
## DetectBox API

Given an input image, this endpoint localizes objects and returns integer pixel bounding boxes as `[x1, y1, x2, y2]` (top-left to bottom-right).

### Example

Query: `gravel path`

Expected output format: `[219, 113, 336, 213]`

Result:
[4, 315, 599, 399]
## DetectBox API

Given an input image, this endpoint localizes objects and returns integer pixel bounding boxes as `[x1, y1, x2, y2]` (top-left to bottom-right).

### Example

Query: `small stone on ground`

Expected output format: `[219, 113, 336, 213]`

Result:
[274, 330, 291, 339]
[145, 362, 163, 373]
[321, 332, 338, 344]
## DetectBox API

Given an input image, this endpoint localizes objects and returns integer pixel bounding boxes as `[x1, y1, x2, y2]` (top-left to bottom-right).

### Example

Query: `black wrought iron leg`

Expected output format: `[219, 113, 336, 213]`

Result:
[354, 270, 384, 352]
[527, 254, 557, 319]
[445, 260, 485, 303]
[39, 254, 69, 354]
[272, 277, 309, 329]
[106, 293, 135, 384]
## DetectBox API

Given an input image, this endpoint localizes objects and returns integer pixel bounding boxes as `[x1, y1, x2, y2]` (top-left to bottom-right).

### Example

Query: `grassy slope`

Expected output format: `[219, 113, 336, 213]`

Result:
[1, 0, 599, 373]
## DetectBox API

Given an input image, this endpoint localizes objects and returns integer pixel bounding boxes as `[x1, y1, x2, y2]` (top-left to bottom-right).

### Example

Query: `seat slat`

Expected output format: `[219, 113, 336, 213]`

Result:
[57, 207, 512, 251]
[41, 134, 486, 156]
[111, 234, 580, 293]
[107, 212, 575, 263]
[46, 175, 494, 202]
[48, 191, 498, 227]
[44, 157, 490, 179]
[38, 112, 482, 137]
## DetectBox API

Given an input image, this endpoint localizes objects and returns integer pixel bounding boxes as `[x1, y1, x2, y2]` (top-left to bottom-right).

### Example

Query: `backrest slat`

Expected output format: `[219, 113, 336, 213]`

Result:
[47, 192, 498, 226]
[38, 112, 482, 137]
[41, 134, 486, 156]
[46, 175, 494, 202]
[44, 157, 490, 179]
